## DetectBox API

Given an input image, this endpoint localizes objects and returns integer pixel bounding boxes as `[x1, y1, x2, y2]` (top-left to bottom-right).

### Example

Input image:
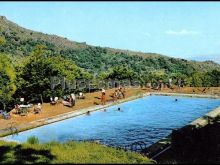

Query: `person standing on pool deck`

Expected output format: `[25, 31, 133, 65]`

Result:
[113, 90, 118, 102]
[101, 92, 106, 105]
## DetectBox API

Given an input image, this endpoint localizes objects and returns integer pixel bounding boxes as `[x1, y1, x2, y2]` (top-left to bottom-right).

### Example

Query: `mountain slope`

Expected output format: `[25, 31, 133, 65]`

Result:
[0, 15, 220, 75]
[0, 15, 166, 58]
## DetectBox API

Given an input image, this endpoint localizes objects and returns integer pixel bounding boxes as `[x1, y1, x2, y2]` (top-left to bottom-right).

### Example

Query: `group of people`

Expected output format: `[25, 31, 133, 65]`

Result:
[62, 94, 76, 107]
[10, 87, 126, 118]
[100, 87, 126, 105]
[111, 87, 126, 102]
[50, 92, 85, 108]
[12, 93, 79, 116]
[14, 102, 42, 115]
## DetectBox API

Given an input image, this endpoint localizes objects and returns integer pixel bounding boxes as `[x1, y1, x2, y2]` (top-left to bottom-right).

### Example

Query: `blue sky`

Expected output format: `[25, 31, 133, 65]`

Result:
[0, 2, 220, 61]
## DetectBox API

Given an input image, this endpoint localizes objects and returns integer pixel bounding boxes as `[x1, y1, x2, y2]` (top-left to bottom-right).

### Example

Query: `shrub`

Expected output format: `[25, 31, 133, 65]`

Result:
[27, 136, 39, 144]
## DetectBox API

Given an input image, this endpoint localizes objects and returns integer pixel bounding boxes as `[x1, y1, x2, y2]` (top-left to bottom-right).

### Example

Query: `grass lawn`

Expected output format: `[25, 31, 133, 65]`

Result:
[0, 140, 153, 164]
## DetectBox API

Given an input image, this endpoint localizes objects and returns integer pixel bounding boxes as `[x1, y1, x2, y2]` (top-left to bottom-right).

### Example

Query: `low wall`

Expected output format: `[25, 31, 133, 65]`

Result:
[170, 116, 220, 163]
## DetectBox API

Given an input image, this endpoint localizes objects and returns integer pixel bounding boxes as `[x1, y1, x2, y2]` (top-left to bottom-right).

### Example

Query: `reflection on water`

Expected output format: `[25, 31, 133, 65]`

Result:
[5, 95, 220, 148]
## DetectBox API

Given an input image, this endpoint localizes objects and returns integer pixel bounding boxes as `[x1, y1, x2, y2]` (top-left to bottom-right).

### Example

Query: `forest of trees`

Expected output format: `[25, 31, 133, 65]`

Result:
[0, 43, 220, 111]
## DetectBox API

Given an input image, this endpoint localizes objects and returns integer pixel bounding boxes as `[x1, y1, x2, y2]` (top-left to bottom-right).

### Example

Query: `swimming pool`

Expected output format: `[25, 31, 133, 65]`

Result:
[4, 95, 220, 148]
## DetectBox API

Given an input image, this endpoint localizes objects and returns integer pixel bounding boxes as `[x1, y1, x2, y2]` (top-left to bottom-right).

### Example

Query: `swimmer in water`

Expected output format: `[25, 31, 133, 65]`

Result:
[175, 99, 178, 101]
[86, 111, 90, 115]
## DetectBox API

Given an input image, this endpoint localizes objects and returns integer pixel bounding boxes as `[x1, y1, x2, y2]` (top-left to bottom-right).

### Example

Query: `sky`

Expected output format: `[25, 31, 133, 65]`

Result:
[0, 2, 220, 62]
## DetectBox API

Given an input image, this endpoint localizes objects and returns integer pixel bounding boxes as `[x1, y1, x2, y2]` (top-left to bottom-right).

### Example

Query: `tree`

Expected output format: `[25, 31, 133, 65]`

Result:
[190, 72, 203, 87]
[0, 54, 16, 110]
[202, 73, 213, 87]
[205, 70, 220, 87]
[0, 36, 6, 45]
[15, 45, 91, 102]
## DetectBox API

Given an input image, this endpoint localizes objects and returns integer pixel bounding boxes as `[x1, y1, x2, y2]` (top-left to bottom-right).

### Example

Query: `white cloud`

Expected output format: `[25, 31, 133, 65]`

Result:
[166, 29, 200, 36]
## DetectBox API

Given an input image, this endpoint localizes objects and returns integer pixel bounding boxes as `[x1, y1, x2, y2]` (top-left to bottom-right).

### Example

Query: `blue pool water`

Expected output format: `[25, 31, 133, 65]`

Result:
[4, 95, 220, 148]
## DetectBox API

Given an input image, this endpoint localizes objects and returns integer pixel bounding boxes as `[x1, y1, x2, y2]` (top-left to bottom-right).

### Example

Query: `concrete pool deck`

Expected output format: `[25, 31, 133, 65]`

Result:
[0, 91, 220, 138]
